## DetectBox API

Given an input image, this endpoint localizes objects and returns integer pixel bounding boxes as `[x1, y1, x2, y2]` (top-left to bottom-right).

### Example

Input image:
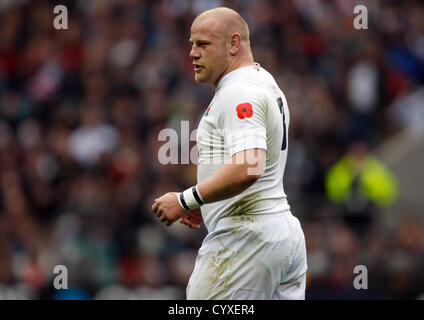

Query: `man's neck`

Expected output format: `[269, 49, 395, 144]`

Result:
[214, 55, 254, 88]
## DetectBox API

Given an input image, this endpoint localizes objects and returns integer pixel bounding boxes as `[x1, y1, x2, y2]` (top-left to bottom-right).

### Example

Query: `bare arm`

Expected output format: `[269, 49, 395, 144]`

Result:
[152, 148, 266, 227]
[197, 148, 266, 203]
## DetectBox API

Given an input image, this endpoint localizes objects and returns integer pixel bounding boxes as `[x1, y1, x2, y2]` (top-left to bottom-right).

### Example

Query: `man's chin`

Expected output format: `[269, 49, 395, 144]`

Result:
[194, 75, 207, 83]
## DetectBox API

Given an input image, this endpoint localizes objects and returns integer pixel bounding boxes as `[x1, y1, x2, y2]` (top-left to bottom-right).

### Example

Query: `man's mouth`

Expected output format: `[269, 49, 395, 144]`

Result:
[193, 64, 204, 72]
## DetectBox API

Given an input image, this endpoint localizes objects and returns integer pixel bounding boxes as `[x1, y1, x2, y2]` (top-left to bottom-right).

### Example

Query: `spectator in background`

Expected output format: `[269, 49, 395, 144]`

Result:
[325, 141, 398, 235]
[69, 104, 119, 168]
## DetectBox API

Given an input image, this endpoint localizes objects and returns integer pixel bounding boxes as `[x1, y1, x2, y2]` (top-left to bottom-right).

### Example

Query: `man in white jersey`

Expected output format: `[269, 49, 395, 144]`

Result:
[152, 7, 307, 300]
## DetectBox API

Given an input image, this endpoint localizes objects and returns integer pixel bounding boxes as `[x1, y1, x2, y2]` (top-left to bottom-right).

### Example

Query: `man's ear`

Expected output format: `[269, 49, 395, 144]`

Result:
[229, 33, 242, 55]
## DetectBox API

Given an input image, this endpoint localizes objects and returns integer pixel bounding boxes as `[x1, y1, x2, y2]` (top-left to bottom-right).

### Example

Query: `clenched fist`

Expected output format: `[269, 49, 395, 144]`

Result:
[152, 192, 186, 226]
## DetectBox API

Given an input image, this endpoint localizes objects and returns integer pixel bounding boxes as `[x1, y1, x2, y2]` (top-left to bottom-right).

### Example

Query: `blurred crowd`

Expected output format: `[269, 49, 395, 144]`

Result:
[0, 0, 423, 299]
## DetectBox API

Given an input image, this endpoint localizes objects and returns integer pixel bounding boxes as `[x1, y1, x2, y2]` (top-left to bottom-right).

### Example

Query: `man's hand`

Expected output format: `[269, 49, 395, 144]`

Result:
[152, 192, 186, 226]
[179, 208, 203, 229]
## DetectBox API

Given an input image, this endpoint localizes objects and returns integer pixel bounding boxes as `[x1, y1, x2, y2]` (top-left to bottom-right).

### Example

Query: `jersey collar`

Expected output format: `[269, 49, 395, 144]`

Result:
[215, 63, 261, 91]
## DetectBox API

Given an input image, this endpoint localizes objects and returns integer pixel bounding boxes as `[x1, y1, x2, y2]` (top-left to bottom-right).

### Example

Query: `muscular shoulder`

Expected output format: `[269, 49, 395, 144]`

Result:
[217, 81, 267, 107]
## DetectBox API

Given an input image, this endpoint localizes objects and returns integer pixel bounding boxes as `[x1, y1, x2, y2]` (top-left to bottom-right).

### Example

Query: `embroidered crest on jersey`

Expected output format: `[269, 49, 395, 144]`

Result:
[236, 103, 253, 119]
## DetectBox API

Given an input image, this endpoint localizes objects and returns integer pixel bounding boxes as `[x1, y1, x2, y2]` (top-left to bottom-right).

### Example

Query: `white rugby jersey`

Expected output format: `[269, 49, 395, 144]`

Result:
[196, 63, 291, 232]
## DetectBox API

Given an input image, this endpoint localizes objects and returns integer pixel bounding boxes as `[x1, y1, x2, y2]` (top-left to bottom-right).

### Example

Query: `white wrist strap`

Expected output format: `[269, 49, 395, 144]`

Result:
[179, 186, 204, 211]
[177, 193, 188, 211]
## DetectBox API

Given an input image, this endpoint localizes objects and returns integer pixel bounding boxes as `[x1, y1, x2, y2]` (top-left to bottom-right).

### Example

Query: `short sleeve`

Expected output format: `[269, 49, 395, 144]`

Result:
[218, 85, 267, 156]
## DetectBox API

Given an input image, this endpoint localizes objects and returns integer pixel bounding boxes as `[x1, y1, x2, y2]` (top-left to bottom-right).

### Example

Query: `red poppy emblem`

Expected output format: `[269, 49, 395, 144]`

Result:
[236, 103, 253, 119]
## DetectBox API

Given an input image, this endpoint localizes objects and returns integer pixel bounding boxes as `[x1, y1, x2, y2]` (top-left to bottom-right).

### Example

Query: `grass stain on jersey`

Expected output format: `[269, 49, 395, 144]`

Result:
[228, 192, 262, 217]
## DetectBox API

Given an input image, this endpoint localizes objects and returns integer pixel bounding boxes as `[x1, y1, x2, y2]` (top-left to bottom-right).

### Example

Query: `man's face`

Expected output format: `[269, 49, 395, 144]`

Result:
[189, 20, 230, 85]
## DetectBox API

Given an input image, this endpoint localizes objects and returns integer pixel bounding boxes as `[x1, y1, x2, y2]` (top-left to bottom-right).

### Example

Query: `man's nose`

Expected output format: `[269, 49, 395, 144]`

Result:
[190, 46, 200, 59]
